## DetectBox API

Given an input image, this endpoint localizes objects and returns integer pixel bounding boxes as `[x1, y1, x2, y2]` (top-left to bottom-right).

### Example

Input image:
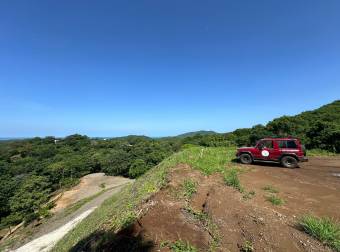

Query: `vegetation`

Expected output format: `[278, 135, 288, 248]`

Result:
[184, 206, 220, 251]
[262, 185, 279, 193]
[53, 147, 230, 251]
[0, 100, 339, 228]
[223, 168, 243, 192]
[240, 240, 254, 252]
[242, 190, 256, 200]
[307, 149, 338, 157]
[167, 240, 198, 252]
[0, 135, 179, 227]
[266, 194, 284, 206]
[300, 215, 340, 251]
[226, 100, 340, 152]
[182, 179, 197, 200]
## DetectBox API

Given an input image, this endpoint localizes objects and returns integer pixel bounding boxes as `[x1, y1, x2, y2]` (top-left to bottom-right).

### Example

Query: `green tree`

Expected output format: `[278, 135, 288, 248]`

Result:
[9, 175, 51, 223]
[128, 159, 149, 178]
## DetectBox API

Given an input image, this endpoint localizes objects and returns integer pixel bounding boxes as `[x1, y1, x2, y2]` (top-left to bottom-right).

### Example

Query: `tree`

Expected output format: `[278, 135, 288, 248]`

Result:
[9, 175, 51, 223]
[128, 159, 149, 178]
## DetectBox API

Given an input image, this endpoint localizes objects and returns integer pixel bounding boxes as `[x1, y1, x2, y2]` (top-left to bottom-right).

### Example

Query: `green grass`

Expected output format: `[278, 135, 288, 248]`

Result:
[300, 215, 340, 251]
[262, 185, 279, 193]
[182, 179, 197, 199]
[175, 147, 235, 175]
[52, 147, 236, 251]
[223, 168, 243, 192]
[307, 149, 338, 157]
[266, 194, 284, 205]
[240, 240, 254, 252]
[166, 240, 198, 252]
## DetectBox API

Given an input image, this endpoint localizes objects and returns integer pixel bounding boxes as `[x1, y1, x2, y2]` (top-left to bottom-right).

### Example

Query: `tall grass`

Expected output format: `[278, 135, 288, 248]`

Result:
[307, 149, 338, 157]
[300, 215, 340, 251]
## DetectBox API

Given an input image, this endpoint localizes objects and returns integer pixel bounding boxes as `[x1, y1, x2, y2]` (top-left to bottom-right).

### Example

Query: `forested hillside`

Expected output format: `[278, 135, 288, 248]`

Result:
[0, 135, 179, 228]
[0, 100, 339, 229]
[227, 100, 340, 151]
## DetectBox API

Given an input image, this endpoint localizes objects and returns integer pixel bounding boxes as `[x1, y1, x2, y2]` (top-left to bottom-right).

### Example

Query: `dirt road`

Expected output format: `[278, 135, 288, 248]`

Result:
[240, 156, 340, 219]
[12, 177, 133, 252]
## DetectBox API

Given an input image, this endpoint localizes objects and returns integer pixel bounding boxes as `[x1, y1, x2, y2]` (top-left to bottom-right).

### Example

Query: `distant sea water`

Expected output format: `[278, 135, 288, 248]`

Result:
[0, 137, 27, 141]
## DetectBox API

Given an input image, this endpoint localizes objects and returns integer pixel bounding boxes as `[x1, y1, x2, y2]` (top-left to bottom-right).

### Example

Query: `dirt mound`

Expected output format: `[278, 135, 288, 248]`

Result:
[108, 161, 334, 251]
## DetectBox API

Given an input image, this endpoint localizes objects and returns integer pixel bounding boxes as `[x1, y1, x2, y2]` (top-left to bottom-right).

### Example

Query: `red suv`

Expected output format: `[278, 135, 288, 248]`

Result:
[236, 138, 308, 168]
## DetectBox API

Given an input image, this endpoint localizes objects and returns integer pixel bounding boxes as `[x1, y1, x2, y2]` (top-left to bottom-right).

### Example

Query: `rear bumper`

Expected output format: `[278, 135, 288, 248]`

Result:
[299, 156, 308, 162]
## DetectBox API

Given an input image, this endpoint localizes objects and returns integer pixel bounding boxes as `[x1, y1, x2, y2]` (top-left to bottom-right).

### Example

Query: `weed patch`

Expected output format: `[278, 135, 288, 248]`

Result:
[182, 179, 197, 200]
[242, 190, 255, 200]
[240, 240, 254, 252]
[300, 215, 340, 251]
[266, 194, 284, 205]
[262, 185, 279, 193]
[223, 168, 243, 192]
[161, 240, 198, 252]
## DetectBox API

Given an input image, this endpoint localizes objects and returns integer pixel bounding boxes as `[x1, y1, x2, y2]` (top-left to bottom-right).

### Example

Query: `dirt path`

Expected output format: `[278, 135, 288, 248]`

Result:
[13, 180, 133, 252]
[240, 156, 340, 219]
[15, 207, 96, 252]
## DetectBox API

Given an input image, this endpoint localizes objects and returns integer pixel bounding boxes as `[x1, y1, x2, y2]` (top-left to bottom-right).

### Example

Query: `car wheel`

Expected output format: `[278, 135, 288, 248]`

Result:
[281, 156, 298, 168]
[240, 153, 252, 164]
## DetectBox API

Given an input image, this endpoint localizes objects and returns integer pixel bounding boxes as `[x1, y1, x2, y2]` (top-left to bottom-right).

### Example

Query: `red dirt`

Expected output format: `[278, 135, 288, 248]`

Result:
[114, 157, 340, 251]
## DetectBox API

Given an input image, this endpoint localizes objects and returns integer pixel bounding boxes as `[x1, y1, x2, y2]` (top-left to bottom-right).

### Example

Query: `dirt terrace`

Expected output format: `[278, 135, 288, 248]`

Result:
[110, 157, 340, 252]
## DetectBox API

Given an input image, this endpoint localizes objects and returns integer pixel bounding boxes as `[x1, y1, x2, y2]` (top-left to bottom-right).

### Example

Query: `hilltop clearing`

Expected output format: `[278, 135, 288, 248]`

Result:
[54, 147, 340, 252]
[52, 173, 131, 212]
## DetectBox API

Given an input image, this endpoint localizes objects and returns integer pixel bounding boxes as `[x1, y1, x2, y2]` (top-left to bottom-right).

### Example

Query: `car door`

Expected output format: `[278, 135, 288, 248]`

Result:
[269, 141, 281, 161]
[259, 140, 274, 160]
[253, 141, 264, 160]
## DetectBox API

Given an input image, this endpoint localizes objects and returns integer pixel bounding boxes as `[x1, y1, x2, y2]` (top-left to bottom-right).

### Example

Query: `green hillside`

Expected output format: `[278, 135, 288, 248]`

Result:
[175, 130, 218, 138]
[52, 146, 236, 252]
[0, 100, 339, 233]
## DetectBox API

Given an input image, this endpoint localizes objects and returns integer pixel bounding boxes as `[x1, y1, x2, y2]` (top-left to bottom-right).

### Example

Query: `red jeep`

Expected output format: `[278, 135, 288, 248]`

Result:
[236, 138, 308, 168]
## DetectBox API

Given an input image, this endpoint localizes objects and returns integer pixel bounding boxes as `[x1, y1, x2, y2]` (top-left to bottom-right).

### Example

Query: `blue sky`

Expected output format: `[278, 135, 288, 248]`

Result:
[1, 1, 339, 137]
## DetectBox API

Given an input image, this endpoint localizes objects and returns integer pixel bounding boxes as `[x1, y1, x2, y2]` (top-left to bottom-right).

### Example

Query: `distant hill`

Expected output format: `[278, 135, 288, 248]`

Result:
[175, 130, 217, 138]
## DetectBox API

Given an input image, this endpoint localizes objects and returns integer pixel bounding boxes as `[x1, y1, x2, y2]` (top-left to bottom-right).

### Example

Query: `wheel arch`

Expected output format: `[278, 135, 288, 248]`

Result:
[279, 153, 298, 162]
[239, 151, 254, 160]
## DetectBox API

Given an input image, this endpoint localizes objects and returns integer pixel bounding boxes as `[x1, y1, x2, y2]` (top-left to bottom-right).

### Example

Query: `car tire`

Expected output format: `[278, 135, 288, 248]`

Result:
[239, 153, 253, 164]
[281, 156, 298, 168]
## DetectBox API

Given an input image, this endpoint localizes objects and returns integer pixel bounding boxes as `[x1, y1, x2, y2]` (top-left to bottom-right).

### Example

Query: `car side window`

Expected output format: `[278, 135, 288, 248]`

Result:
[260, 140, 273, 149]
[287, 140, 297, 148]
[278, 140, 287, 148]
[278, 140, 297, 149]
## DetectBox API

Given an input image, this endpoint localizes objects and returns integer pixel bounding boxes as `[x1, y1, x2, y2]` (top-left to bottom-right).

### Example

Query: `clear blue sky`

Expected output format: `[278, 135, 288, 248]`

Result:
[1, 1, 339, 137]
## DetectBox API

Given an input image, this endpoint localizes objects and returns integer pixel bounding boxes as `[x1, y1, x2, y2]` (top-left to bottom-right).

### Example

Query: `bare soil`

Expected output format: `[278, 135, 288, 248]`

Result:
[53, 173, 132, 212]
[114, 157, 340, 252]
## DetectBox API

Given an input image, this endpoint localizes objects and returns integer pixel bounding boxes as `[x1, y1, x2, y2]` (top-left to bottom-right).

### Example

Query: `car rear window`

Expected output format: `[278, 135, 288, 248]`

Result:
[278, 140, 297, 149]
